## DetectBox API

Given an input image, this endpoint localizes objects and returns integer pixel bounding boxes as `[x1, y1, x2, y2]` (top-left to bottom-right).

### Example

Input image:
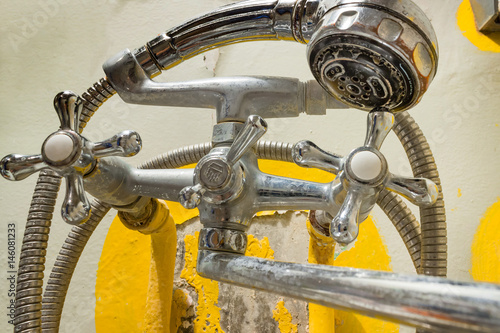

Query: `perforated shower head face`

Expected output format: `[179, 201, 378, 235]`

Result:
[307, 0, 438, 112]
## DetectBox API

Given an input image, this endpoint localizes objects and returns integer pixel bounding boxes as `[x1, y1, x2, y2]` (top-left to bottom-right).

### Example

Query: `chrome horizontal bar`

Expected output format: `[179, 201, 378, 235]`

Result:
[84, 157, 194, 206]
[254, 173, 338, 212]
[197, 250, 500, 332]
[103, 49, 345, 123]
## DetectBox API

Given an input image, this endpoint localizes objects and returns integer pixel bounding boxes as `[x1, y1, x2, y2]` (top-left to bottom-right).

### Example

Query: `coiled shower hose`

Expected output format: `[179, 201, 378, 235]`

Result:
[13, 79, 116, 333]
[14, 96, 446, 332]
[394, 112, 447, 277]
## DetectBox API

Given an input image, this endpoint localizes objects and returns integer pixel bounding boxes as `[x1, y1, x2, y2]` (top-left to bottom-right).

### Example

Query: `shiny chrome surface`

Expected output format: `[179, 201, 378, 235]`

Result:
[197, 250, 500, 332]
[180, 115, 268, 209]
[1, 154, 46, 181]
[364, 109, 394, 149]
[293, 109, 438, 244]
[84, 157, 194, 207]
[470, 0, 500, 32]
[307, 0, 438, 111]
[0, 91, 143, 225]
[1, 2, 461, 331]
[175, 115, 342, 230]
[292, 140, 343, 173]
[137, 0, 283, 71]
[226, 115, 268, 164]
[92, 130, 142, 158]
[106, 0, 438, 112]
[103, 49, 344, 123]
[199, 228, 248, 254]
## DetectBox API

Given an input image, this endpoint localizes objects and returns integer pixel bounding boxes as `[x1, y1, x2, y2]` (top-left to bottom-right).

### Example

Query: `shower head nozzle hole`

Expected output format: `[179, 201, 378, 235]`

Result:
[347, 85, 361, 95]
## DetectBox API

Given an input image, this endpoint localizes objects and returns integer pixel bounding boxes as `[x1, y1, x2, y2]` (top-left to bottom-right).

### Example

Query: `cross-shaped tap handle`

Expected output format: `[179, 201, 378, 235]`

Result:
[1, 91, 142, 225]
[293, 109, 438, 244]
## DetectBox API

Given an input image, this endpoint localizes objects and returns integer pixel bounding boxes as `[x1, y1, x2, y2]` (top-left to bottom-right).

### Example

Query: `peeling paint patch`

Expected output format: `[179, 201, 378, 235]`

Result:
[170, 288, 196, 332]
[245, 235, 275, 259]
[307, 220, 336, 333]
[273, 300, 298, 333]
[471, 199, 500, 283]
[204, 49, 220, 75]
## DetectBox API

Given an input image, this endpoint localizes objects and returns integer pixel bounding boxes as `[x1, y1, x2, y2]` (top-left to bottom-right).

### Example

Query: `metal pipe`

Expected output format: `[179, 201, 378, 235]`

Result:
[197, 250, 500, 332]
[84, 157, 195, 205]
[103, 51, 344, 122]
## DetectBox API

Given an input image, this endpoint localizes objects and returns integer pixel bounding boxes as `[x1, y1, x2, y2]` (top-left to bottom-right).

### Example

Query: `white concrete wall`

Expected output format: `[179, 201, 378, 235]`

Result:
[0, 0, 499, 332]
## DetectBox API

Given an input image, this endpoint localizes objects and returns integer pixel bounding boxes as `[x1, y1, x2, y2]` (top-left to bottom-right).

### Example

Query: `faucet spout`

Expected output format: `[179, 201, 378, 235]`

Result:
[197, 250, 500, 333]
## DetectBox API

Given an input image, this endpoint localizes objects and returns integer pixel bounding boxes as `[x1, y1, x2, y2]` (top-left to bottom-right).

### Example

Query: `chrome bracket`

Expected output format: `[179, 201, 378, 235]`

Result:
[471, 0, 500, 32]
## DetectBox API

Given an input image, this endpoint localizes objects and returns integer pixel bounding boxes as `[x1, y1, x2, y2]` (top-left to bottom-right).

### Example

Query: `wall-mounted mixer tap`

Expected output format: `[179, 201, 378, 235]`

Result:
[4, 1, 500, 332]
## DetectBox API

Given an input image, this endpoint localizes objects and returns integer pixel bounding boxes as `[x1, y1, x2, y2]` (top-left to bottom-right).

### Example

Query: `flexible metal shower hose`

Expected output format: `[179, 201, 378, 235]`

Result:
[39, 201, 110, 332]
[394, 112, 447, 277]
[13, 79, 115, 333]
[14, 170, 61, 333]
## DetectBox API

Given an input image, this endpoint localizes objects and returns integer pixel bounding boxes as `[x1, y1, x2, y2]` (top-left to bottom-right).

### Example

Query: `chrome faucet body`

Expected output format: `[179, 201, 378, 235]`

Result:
[1, 1, 500, 332]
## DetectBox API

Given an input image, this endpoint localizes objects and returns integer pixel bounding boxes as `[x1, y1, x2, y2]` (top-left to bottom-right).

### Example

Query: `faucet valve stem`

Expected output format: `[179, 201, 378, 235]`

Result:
[179, 115, 268, 209]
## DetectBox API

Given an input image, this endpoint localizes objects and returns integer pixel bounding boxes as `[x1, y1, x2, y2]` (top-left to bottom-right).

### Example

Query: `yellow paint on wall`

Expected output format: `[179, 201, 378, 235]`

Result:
[95, 160, 399, 332]
[181, 232, 225, 333]
[95, 216, 150, 332]
[307, 220, 336, 333]
[457, 0, 500, 52]
[258, 159, 335, 182]
[458, 188, 463, 198]
[95, 202, 177, 333]
[273, 300, 299, 333]
[334, 218, 399, 333]
[167, 200, 200, 224]
[471, 199, 500, 283]
[142, 203, 177, 332]
[246, 234, 275, 259]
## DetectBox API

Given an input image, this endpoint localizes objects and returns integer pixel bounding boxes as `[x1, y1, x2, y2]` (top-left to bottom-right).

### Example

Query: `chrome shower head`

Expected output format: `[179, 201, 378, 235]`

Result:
[306, 0, 439, 112]
[108, 0, 438, 113]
